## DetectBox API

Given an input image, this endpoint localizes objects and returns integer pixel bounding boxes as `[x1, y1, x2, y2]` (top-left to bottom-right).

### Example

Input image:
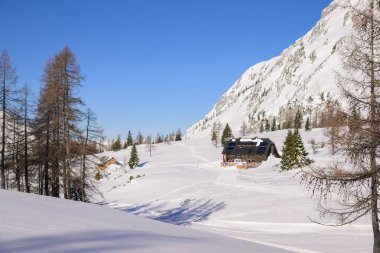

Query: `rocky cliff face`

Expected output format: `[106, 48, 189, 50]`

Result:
[187, 0, 353, 138]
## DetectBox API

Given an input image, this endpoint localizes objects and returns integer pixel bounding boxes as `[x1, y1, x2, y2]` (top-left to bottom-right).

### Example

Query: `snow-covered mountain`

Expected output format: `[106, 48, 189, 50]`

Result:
[187, 0, 352, 138]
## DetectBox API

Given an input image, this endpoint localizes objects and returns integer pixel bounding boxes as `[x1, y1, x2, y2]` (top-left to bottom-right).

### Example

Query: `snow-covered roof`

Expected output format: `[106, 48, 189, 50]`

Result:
[240, 138, 254, 142]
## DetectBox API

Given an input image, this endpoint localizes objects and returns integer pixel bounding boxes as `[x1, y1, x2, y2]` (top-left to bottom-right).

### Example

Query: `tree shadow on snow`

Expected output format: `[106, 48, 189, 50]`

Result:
[137, 162, 149, 167]
[120, 199, 226, 226]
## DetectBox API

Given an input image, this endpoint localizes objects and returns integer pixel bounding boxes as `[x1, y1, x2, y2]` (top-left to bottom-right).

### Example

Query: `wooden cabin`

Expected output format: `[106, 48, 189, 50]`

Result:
[96, 156, 120, 171]
[222, 137, 280, 163]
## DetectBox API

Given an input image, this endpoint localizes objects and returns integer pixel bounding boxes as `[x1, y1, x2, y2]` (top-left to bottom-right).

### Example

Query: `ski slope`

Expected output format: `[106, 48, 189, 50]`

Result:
[95, 129, 372, 253]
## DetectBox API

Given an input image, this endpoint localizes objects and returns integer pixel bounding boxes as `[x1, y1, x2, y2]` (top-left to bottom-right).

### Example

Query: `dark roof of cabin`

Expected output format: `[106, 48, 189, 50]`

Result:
[222, 137, 280, 158]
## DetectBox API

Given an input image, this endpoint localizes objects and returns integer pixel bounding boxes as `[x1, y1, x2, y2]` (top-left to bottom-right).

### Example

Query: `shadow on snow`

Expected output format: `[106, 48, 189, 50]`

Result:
[119, 199, 226, 226]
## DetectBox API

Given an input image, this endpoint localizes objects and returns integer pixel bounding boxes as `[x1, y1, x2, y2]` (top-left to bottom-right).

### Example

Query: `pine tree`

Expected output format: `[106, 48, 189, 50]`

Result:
[126, 130, 133, 146]
[128, 144, 139, 169]
[175, 128, 182, 141]
[294, 109, 303, 129]
[271, 117, 276, 131]
[293, 128, 310, 167]
[280, 130, 295, 171]
[259, 123, 264, 133]
[280, 129, 310, 171]
[221, 123, 233, 146]
[112, 135, 122, 151]
[305, 117, 311, 131]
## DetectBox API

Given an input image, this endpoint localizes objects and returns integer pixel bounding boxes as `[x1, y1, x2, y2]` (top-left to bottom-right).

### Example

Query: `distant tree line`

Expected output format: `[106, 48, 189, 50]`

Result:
[109, 128, 183, 151]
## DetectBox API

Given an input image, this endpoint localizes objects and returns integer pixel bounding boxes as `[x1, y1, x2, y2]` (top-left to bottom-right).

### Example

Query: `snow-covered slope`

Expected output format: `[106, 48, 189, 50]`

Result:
[0, 189, 292, 253]
[187, 0, 352, 138]
[94, 129, 371, 253]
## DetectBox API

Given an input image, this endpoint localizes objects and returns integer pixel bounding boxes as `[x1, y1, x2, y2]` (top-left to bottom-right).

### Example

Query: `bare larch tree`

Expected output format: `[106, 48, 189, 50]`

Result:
[301, 1, 380, 252]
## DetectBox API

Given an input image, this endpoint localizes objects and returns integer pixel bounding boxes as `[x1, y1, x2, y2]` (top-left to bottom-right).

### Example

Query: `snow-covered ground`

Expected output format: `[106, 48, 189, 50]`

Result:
[95, 129, 372, 253]
[0, 129, 371, 252]
[0, 189, 293, 253]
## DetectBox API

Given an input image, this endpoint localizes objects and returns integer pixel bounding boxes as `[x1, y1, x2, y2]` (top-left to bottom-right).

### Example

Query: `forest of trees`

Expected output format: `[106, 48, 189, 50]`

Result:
[0, 46, 103, 202]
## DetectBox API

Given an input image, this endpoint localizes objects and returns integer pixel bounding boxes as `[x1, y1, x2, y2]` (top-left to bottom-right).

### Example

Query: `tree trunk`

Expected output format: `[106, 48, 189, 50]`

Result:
[369, 4, 380, 252]
[24, 98, 30, 193]
[1, 73, 6, 189]
[81, 112, 90, 202]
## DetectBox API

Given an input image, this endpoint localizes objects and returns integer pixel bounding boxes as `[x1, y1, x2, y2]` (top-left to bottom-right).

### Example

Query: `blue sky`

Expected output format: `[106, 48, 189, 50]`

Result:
[0, 0, 332, 140]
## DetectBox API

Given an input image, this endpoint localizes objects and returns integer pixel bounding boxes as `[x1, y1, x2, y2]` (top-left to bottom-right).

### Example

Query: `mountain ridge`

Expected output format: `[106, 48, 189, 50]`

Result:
[186, 0, 352, 138]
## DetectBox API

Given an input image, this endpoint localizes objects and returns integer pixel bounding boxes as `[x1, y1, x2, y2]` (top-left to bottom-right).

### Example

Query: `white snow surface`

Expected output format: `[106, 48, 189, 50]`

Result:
[186, 0, 356, 138]
[0, 190, 291, 253]
[94, 129, 372, 253]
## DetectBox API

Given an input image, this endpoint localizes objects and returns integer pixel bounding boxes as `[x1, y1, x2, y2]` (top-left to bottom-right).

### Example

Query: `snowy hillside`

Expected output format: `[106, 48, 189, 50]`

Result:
[187, 0, 353, 138]
[0, 190, 294, 253]
[94, 129, 371, 253]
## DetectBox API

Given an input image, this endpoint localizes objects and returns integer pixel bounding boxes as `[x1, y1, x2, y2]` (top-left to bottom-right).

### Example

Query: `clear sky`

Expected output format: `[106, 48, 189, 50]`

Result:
[0, 0, 332, 140]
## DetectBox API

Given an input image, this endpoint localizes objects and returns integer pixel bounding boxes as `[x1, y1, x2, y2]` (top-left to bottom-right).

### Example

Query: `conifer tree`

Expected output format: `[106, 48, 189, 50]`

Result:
[259, 123, 264, 133]
[175, 128, 182, 141]
[280, 129, 310, 170]
[126, 130, 133, 146]
[128, 144, 139, 169]
[293, 128, 310, 167]
[221, 123, 233, 146]
[280, 130, 295, 171]
[112, 135, 122, 151]
[294, 109, 303, 129]
[305, 117, 311, 131]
